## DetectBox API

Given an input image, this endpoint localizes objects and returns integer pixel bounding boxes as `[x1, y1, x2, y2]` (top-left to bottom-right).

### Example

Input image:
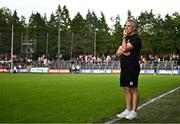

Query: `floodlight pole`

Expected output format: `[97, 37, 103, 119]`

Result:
[0, 33, 1, 44]
[58, 28, 61, 59]
[57, 23, 61, 69]
[70, 32, 73, 59]
[10, 25, 14, 73]
[94, 30, 97, 57]
[46, 33, 49, 58]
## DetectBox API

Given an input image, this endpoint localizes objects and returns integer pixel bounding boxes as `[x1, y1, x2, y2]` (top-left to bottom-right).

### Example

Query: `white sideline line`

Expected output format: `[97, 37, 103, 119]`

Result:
[104, 87, 180, 124]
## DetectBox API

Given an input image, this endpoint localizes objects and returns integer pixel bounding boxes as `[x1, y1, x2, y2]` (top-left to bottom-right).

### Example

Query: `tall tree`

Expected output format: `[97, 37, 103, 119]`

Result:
[0, 7, 12, 54]
[111, 15, 123, 55]
[84, 10, 99, 55]
[137, 10, 156, 56]
[47, 12, 58, 57]
[173, 12, 180, 56]
[97, 12, 110, 55]
[60, 5, 71, 58]
[70, 12, 85, 56]
[127, 10, 135, 21]
[152, 14, 165, 54]
[163, 14, 176, 53]
[12, 10, 25, 54]
[28, 12, 47, 56]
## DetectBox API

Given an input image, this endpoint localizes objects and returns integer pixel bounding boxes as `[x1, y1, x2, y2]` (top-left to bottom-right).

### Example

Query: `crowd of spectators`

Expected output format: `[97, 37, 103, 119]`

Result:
[139, 54, 179, 64]
[70, 54, 116, 64]
[0, 53, 180, 69]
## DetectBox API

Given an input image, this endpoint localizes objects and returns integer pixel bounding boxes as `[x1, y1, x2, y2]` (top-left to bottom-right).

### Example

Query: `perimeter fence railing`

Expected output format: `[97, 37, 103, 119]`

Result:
[0, 60, 179, 70]
[31, 60, 179, 70]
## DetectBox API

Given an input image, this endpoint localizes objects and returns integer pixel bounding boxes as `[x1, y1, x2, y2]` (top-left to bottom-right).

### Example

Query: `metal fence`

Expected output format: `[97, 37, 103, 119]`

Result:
[0, 60, 179, 70]
[31, 60, 179, 70]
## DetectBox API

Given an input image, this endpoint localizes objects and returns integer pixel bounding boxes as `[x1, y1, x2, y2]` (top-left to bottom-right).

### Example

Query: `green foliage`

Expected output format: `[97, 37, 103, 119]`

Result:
[0, 6, 180, 58]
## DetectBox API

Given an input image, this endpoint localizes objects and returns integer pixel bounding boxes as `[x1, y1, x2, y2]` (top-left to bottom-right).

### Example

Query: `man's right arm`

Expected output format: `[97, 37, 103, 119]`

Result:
[116, 46, 123, 57]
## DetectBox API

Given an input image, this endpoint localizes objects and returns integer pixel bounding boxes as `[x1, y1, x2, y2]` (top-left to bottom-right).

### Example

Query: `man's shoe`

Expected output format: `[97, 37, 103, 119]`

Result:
[125, 111, 138, 120]
[117, 109, 131, 118]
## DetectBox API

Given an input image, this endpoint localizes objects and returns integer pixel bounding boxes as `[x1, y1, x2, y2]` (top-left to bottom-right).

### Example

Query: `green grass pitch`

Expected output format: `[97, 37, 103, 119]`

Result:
[0, 73, 179, 123]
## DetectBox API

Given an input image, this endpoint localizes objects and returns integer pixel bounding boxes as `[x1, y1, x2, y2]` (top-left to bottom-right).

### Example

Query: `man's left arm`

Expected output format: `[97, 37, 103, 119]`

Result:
[121, 39, 133, 52]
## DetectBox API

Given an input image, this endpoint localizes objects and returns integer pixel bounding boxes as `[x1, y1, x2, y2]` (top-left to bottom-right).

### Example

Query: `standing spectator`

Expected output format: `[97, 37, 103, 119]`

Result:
[76, 64, 80, 73]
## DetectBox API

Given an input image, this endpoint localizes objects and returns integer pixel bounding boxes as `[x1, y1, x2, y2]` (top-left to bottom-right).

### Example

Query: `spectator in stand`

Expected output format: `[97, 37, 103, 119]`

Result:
[178, 55, 180, 69]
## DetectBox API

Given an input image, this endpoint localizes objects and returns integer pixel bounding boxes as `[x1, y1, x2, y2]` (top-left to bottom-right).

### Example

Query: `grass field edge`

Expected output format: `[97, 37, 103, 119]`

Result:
[104, 86, 180, 124]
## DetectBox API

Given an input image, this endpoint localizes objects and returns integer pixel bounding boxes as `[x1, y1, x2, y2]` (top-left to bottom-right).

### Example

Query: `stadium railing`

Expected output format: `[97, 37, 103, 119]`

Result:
[32, 60, 178, 70]
[0, 60, 179, 70]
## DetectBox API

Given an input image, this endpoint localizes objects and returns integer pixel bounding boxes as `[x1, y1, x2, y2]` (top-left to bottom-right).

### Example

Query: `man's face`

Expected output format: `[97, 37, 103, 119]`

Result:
[124, 22, 134, 35]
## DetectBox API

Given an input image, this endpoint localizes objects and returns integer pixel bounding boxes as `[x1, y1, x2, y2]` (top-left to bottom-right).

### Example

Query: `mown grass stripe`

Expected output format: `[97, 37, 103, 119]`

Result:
[104, 87, 180, 124]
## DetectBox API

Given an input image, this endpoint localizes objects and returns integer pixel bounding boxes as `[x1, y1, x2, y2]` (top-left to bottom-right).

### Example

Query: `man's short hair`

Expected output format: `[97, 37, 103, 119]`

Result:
[126, 19, 138, 32]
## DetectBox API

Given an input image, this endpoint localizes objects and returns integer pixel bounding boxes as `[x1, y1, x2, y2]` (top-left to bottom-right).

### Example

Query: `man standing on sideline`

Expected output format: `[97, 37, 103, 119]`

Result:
[116, 19, 142, 120]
